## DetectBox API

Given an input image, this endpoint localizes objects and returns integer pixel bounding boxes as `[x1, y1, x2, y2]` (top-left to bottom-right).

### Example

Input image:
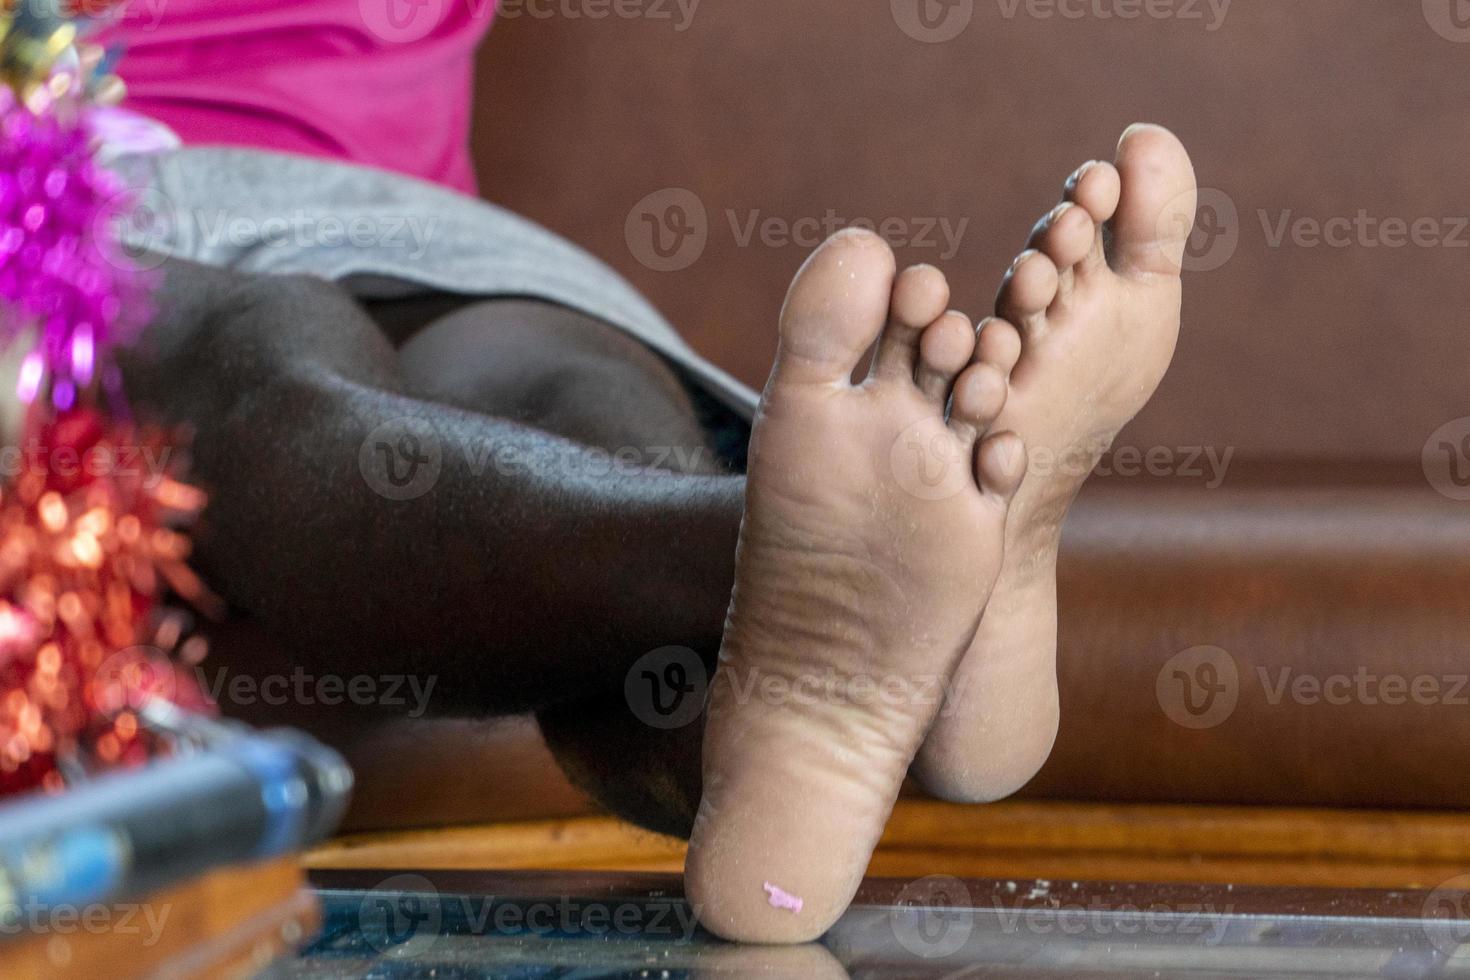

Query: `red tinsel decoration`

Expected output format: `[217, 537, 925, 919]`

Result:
[0, 9, 216, 795]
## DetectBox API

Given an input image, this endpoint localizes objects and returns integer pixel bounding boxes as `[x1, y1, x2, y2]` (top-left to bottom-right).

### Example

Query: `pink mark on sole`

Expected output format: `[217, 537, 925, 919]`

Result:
[763, 881, 804, 914]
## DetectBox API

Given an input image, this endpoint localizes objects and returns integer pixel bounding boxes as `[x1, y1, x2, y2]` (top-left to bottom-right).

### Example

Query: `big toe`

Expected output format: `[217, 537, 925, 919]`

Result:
[1108, 123, 1198, 278]
[777, 228, 898, 385]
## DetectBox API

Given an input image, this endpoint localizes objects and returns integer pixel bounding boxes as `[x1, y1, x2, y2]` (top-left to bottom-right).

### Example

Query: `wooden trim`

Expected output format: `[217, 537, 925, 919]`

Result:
[305, 800, 1470, 891]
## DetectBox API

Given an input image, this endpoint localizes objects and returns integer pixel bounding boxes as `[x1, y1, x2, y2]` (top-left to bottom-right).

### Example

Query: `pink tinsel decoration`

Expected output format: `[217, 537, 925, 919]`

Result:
[0, 85, 154, 405]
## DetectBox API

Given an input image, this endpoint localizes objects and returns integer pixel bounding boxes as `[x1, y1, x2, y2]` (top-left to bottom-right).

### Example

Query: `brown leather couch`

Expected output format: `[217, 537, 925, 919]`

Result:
[445, 0, 1470, 819]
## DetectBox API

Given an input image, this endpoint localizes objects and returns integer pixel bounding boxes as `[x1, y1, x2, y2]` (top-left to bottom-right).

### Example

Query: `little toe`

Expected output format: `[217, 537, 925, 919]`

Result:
[976, 431, 1028, 502]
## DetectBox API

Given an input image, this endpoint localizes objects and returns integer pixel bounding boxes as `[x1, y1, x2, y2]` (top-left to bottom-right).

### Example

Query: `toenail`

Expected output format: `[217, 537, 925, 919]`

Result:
[1068, 161, 1099, 189]
[1049, 203, 1073, 224]
[832, 227, 880, 246]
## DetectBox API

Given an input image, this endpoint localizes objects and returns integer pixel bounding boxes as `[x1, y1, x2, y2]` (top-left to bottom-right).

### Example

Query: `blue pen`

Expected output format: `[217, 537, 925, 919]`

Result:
[0, 725, 351, 920]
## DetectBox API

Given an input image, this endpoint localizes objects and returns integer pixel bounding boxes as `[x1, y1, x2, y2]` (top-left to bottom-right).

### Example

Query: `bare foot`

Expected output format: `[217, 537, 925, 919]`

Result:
[683, 229, 1026, 943]
[913, 123, 1198, 801]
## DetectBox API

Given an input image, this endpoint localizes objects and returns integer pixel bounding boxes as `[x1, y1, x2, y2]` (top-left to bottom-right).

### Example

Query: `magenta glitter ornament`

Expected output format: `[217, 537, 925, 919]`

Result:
[0, 84, 154, 405]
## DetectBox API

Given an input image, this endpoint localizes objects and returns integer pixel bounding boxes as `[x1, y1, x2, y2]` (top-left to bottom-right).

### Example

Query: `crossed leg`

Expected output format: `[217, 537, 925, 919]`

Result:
[386, 294, 734, 834]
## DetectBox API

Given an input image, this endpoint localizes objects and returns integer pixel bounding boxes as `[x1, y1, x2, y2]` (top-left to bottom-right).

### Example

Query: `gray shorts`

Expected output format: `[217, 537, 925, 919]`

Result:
[112, 147, 759, 429]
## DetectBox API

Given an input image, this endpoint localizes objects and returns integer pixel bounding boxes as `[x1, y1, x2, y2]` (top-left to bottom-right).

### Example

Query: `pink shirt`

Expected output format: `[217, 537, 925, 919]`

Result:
[96, 0, 495, 194]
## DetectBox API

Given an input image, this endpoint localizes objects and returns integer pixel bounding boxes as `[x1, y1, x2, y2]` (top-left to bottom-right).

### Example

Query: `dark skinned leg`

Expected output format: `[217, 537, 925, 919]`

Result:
[387, 295, 733, 836]
[119, 260, 742, 731]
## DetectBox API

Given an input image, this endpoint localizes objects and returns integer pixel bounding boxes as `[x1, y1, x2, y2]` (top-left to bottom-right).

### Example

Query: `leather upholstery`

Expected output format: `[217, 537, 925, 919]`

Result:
[463, 2, 1470, 811]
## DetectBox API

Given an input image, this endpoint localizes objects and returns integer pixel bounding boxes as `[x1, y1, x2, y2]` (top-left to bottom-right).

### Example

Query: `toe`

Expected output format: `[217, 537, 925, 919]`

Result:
[996, 250, 1059, 339]
[1065, 160, 1121, 280]
[1107, 123, 1198, 279]
[777, 228, 898, 385]
[948, 361, 1009, 443]
[1027, 203, 1097, 304]
[1027, 202, 1096, 270]
[976, 431, 1027, 501]
[1065, 159, 1122, 225]
[870, 264, 950, 382]
[914, 311, 976, 404]
[975, 317, 1022, 375]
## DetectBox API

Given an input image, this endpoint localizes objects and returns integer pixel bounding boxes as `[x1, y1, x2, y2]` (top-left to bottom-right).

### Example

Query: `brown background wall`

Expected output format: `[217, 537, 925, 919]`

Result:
[471, 0, 1470, 463]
